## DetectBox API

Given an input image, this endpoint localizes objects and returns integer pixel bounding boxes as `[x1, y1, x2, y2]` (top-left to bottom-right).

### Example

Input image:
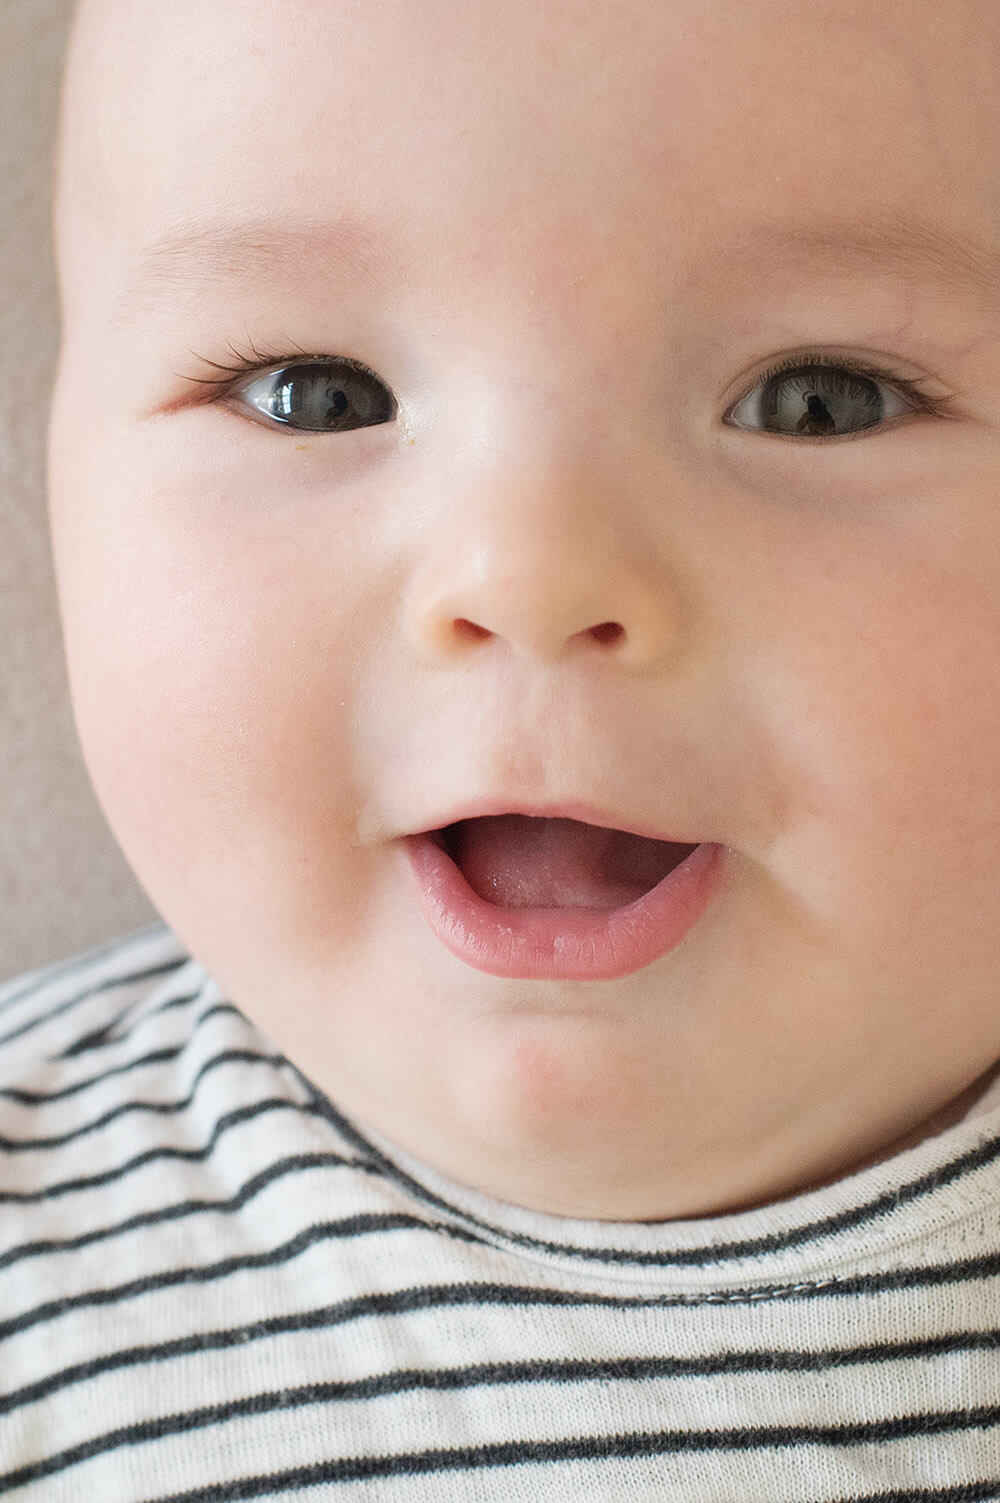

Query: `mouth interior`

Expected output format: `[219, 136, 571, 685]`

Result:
[435, 815, 697, 911]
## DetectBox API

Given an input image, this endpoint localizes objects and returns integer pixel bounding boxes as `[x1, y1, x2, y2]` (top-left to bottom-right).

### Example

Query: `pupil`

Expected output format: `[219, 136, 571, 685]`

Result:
[326, 387, 349, 419]
[796, 392, 836, 435]
[762, 366, 883, 437]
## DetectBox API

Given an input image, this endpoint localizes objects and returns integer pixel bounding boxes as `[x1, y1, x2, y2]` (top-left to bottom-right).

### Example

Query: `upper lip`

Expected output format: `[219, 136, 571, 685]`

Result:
[409, 799, 701, 846]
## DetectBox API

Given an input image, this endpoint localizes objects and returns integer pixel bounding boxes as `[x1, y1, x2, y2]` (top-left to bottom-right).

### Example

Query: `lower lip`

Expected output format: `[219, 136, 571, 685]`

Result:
[403, 834, 723, 981]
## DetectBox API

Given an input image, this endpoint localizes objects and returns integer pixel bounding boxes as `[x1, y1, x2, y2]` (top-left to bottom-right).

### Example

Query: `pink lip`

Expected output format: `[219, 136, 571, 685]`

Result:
[403, 821, 723, 982]
[406, 799, 699, 846]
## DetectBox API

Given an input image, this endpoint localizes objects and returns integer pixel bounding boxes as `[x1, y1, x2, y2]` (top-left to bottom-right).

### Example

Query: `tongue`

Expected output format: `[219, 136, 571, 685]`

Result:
[446, 815, 694, 910]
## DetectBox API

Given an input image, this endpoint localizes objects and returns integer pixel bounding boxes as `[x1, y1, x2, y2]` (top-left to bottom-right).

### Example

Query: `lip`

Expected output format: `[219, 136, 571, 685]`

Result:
[405, 799, 702, 847]
[402, 810, 723, 981]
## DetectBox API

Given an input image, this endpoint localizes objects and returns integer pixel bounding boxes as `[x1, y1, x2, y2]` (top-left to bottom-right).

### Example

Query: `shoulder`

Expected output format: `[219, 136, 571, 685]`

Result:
[0, 924, 195, 1079]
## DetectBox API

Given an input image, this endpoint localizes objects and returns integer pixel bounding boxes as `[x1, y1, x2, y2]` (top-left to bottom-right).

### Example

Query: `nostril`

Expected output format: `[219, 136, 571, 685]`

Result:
[448, 617, 625, 649]
[454, 618, 492, 642]
[588, 621, 625, 646]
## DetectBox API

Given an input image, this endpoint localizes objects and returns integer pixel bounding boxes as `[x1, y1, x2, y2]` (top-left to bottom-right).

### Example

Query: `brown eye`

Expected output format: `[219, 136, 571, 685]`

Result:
[727, 363, 911, 438]
[234, 359, 397, 433]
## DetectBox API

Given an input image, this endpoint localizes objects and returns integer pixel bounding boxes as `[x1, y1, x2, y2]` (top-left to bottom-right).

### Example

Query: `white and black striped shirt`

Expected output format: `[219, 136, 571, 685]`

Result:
[1, 924, 999, 1500]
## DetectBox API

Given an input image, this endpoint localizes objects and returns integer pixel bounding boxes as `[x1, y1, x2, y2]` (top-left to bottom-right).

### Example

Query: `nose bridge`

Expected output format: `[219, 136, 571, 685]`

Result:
[404, 452, 682, 669]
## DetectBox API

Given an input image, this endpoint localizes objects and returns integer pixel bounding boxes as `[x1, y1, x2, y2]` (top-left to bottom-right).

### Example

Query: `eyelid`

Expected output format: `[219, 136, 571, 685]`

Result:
[181, 344, 375, 399]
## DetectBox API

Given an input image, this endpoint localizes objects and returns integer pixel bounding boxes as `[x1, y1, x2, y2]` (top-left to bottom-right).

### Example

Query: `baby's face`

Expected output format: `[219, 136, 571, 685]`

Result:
[50, 0, 1000, 1218]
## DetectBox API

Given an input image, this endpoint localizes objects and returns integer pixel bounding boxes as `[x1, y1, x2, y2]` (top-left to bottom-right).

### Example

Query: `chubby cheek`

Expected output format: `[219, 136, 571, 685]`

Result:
[758, 532, 1000, 1001]
[52, 453, 377, 963]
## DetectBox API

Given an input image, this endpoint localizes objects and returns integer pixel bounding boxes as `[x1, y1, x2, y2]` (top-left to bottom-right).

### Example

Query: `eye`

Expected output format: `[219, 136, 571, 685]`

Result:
[229, 358, 397, 433]
[725, 359, 917, 439]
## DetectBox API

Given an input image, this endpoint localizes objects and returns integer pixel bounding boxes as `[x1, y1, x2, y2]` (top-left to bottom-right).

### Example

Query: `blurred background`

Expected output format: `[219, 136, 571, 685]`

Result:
[1, 0, 156, 984]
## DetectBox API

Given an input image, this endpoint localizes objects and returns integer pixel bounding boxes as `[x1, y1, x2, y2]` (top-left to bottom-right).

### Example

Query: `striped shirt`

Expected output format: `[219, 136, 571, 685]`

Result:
[1, 925, 999, 1501]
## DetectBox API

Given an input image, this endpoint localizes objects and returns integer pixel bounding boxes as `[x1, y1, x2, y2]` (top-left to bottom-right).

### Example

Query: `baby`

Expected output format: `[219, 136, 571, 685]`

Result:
[3, 0, 1000, 1493]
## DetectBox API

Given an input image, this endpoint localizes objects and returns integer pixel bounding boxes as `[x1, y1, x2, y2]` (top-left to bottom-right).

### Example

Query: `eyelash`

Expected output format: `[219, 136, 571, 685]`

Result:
[734, 351, 955, 423]
[180, 339, 350, 398]
[180, 341, 958, 427]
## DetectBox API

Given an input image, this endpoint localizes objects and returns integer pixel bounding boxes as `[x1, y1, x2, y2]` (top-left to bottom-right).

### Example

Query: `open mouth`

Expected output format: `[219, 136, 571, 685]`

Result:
[430, 814, 699, 912]
[406, 815, 720, 979]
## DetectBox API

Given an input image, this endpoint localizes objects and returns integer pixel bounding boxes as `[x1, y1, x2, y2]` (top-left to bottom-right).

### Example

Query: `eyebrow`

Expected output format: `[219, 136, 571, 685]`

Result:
[721, 208, 1000, 306]
[109, 214, 399, 330]
[109, 205, 1000, 332]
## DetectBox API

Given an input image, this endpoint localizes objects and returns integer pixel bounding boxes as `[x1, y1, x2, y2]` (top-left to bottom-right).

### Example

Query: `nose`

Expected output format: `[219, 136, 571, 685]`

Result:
[404, 461, 682, 671]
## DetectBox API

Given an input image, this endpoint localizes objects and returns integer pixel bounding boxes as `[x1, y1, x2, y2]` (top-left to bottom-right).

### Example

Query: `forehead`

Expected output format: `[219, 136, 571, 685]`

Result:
[60, 0, 1000, 320]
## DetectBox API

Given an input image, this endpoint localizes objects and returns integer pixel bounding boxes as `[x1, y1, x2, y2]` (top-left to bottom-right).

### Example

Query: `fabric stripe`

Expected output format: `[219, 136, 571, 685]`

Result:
[832, 1487, 1000, 1503]
[3, 927, 1000, 1501]
[0, 1152, 369, 1271]
[0, 1221, 492, 1344]
[0, 1048, 294, 1150]
[4, 1401, 1000, 1494]
[4, 1322, 999, 1420]
[0, 926, 170, 1015]
[2, 1006, 247, 1104]
[0, 1098, 327, 1203]
[55, 989, 218, 1060]
[3, 1235, 1000, 1345]
[0, 959, 190, 1050]
[148, 1480, 1000, 1503]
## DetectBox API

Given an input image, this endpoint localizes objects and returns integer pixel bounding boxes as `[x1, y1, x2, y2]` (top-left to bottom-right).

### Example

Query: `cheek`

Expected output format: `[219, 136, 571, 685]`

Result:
[755, 533, 1000, 973]
[50, 452, 372, 935]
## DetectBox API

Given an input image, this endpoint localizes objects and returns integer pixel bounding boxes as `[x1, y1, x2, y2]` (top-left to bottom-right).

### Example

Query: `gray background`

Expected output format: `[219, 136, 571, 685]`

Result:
[1, 0, 156, 985]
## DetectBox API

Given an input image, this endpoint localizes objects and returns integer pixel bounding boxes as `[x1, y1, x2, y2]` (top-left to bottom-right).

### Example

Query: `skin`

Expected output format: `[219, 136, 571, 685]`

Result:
[48, 0, 1000, 1220]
